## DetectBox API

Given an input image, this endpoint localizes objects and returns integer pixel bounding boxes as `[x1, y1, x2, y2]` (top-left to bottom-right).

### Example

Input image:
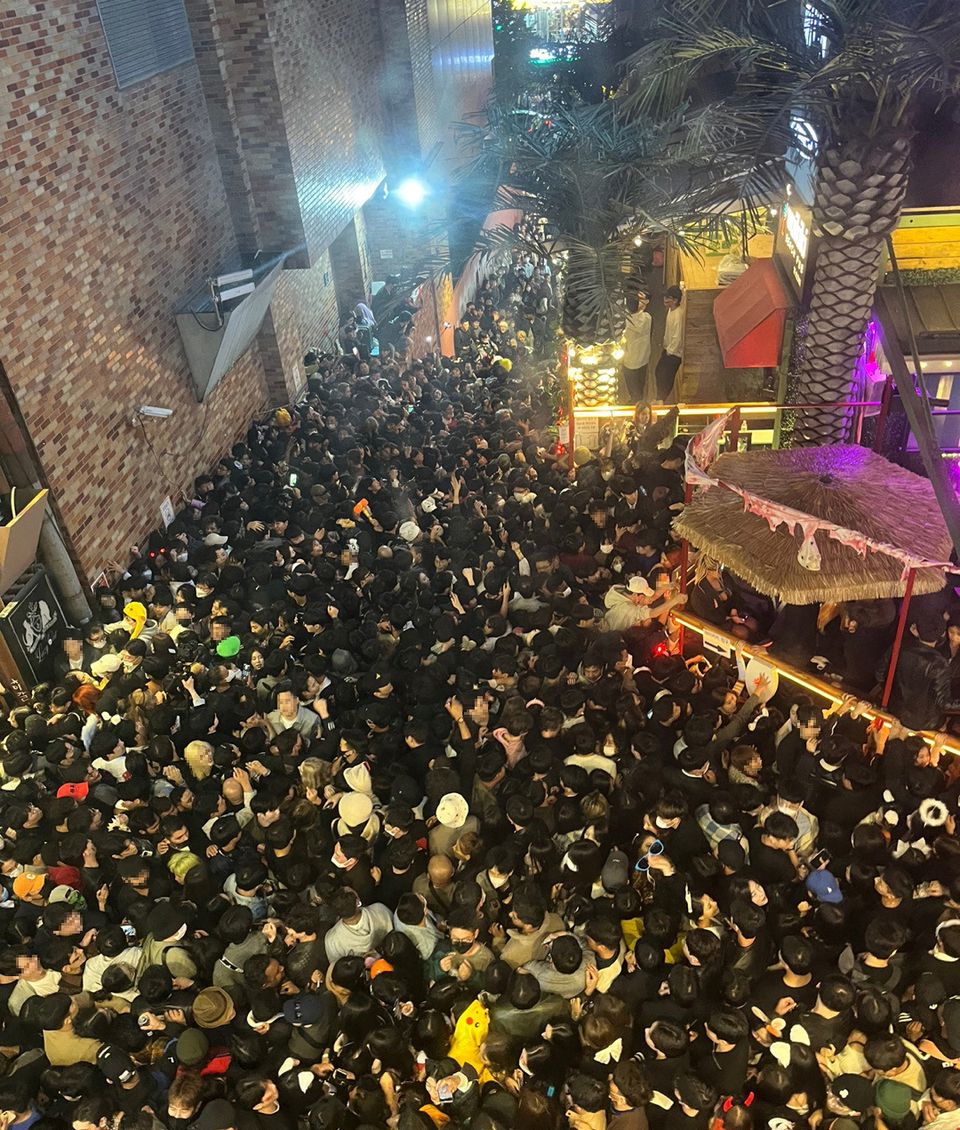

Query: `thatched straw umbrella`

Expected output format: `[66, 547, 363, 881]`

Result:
[674, 445, 950, 604]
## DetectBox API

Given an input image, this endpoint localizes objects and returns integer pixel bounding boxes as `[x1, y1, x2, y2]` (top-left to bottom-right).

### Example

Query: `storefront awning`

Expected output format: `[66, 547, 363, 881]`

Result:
[713, 259, 790, 368]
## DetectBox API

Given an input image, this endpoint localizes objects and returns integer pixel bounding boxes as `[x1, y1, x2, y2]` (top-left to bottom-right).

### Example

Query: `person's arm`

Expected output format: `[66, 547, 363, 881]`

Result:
[81, 712, 99, 752]
[509, 539, 531, 577]
[712, 694, 761, 749]
[445, 697, 473, 747]
[646, 406, 678, 449]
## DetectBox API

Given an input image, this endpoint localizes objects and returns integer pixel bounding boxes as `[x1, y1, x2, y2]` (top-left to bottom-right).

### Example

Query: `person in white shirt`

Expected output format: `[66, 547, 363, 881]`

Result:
[656, 285, 684, 402]
[621, 290, 652, 401]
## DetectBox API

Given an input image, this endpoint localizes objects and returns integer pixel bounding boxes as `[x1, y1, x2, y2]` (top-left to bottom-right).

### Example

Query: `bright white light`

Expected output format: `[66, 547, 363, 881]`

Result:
[425, 336, 433, 344]
[395, 178, 428, 208]
[633, 236, 643, 247]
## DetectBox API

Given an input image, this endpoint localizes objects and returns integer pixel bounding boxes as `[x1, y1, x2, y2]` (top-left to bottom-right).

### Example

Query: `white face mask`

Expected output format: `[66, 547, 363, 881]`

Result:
[489, 872, 509, 889]
[171, 924, 188, 942]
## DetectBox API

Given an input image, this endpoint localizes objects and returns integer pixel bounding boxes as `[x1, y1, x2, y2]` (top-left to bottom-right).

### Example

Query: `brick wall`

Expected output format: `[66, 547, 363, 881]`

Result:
[281, 253, 341, 352]
[0, 0, 492, 585]
[0, 2, 270, 581]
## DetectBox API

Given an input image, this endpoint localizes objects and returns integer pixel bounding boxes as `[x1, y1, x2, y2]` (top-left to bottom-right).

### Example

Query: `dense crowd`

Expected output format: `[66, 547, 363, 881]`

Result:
[4, 250, 960, 1130]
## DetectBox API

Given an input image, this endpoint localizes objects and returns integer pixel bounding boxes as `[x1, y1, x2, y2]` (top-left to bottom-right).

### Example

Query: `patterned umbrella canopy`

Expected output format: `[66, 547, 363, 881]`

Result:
[674, 445, 951, 603]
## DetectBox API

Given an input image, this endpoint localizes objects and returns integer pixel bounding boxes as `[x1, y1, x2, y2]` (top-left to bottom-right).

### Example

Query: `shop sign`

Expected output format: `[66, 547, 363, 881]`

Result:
[782, 202, 811, 289]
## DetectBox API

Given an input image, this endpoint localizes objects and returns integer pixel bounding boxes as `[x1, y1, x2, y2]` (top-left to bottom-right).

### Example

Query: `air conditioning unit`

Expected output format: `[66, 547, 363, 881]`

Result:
[174, 256, 285, 401]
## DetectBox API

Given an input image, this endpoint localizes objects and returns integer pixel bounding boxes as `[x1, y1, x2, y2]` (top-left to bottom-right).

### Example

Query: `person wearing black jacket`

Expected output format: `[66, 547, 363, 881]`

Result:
[877, 611, 951, 731]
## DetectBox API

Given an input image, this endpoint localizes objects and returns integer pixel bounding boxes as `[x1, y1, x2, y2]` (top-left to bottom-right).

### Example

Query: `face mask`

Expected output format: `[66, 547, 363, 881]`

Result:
[452, 938, 474, 953]
[331, 852, 350, 869]
[171, 924, 188, 942]
[488, 873, 509, 889]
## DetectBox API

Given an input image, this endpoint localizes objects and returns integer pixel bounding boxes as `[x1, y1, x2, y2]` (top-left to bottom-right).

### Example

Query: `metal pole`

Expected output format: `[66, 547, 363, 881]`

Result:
[875, 290, 960, 559]
[563, 343, 575, 470]
[676, 483, 694, 653]
[873, 372, 893, 453]
[881, 567, 916, 709]
[728, 406, 742, 453]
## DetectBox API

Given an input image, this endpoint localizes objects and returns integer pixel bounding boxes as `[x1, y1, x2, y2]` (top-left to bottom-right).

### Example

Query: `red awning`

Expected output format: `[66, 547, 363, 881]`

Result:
[713, 259, 791, 368]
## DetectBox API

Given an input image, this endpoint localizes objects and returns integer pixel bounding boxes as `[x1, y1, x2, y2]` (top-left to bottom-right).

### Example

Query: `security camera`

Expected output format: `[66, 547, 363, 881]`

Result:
[137, 406, 173, 419]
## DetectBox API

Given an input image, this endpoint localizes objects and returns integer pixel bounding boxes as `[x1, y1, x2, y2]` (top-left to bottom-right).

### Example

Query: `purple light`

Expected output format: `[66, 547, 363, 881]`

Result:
[855, 316, 883, 393]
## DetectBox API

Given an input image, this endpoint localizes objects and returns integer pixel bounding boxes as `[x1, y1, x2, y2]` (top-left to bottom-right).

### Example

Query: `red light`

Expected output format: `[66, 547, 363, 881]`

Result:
[652, 642, 670, 657]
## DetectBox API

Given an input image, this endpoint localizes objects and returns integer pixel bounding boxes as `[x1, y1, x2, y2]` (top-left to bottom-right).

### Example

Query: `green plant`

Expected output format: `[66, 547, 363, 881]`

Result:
[622, 0, 960, 444]
[457, 98, 761, 346]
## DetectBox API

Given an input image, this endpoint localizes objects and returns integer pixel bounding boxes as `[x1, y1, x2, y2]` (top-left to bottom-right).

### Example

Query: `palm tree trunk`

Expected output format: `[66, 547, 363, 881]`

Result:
[792, 236, 885, 443]
[791, 133, 911, 446]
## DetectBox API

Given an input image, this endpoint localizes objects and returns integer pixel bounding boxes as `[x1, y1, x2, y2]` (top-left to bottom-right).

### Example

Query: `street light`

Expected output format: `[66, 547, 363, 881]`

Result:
[394, 177, 429, 209]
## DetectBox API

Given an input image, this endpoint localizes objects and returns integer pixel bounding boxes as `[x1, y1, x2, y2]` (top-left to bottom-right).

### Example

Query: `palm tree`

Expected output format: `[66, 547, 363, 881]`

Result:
[458, 99, 748, 347]
[623, 0, 960, 444]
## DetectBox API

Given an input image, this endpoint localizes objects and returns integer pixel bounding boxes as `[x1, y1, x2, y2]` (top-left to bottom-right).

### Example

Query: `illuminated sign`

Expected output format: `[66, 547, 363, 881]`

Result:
[782, 202, 811, 288]
[511, 0, 611, 7]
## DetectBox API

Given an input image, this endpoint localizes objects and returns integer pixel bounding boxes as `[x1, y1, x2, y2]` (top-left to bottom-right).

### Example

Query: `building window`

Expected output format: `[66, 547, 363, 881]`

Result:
[95, 0, 195, 90]
[802, 2, 828, 57]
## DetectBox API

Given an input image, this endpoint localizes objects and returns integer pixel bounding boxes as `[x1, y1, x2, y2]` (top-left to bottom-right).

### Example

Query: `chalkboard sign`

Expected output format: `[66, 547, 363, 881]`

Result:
[0, 566, 66, 691]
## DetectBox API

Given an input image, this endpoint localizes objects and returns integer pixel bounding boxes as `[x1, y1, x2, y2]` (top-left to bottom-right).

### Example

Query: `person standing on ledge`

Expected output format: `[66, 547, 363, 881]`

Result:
[620, 290, 652, 402]
[656, 285, 684, 403]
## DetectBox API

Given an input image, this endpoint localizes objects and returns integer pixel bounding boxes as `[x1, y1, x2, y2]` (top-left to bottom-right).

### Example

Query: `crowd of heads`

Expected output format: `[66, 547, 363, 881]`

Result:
[2, 250, 960, 1130]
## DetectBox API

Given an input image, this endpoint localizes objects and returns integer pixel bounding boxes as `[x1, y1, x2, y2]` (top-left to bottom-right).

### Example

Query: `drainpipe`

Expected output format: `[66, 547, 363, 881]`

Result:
[0, 361, 92, 623]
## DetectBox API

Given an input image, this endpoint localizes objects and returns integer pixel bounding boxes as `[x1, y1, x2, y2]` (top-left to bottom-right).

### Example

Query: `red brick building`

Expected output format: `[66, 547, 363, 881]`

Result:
[0, 0, 493, 595]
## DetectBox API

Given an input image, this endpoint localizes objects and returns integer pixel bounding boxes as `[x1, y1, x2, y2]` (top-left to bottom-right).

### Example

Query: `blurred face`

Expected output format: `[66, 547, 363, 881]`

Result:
[17, 954, 41, 977]
[251, 650, 265, 672]
[277, 691, 298, 718]
[59, 911, 83, 936]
